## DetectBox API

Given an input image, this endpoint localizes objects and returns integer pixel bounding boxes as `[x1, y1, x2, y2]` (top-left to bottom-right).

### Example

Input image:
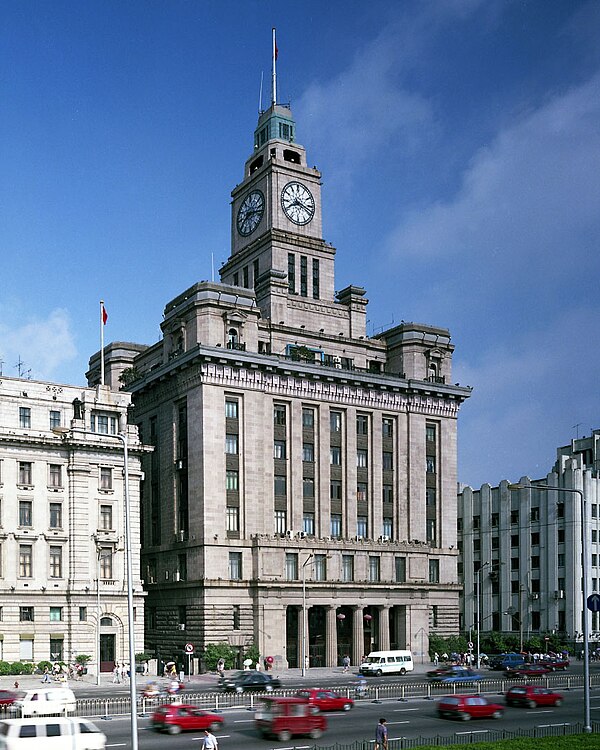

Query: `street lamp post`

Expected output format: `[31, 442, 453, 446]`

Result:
[475, 562, 489, 668]
[116, 432, 138, 750]
[508, 482, 591, 733]
[301, 554, 314, 678]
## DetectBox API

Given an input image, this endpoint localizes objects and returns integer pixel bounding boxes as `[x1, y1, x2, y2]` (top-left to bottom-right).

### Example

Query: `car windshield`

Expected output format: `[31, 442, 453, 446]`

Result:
[365, 657, 381, 664]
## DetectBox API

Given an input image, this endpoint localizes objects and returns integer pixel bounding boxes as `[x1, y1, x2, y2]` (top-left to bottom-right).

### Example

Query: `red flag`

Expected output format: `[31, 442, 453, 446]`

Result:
[102, 305, 108, 325]
[275, 43, 278, 61]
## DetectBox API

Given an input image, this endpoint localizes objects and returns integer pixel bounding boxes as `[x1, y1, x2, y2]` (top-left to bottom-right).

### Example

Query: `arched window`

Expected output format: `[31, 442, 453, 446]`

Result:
[227, 328, 239, 349]
[100, 616, 113, 626]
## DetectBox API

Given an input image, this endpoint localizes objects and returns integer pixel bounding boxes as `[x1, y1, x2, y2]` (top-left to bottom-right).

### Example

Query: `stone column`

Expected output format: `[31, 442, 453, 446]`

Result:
[352, 606, 364, 666]
[326, 606, 338, 667]
[378, 606, 391, 651]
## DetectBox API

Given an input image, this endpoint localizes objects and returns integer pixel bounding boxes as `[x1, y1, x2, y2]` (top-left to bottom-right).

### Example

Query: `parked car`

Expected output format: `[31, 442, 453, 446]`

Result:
[0, 692, 17, 707]
[505, 664, 551, 678]
[295, 689, 353, 712]
[537, 656, 570, 671]
[151, 704, 224, 735]
[437, 695, 504, 721]
[505, 685, 563, 708]
[255, 697, 326, 741]
[428, 667, 483, 684]
[220, 670, 281, 693]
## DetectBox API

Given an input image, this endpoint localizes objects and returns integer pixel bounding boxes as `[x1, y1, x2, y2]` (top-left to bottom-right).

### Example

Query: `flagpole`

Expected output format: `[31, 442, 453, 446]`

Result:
[271, 27, 277, 106]
[100, 300, 105, 386]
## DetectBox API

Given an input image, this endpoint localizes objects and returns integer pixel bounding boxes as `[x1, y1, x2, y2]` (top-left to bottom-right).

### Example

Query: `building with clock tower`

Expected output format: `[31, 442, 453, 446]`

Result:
[89, 72, 471, 671]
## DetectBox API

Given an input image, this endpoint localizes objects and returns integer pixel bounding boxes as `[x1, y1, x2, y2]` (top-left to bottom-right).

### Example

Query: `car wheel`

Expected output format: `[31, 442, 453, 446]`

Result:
[376, 669, 383, 676]
[400, 668, 406, 675]
[310, 728, 322, 739]
[278, 730, 292, 742]
[492, 710, 503, 719]
[527, 700, 536, 709]
[343, 702, 352, 711]
[266, 685, 273, 692]
[235, 686, 244, 694]
[210, 722, 221, 732]
[554, 699, 562, 707]
[460, 713, 471, 721]
[168, 724, 182, 735]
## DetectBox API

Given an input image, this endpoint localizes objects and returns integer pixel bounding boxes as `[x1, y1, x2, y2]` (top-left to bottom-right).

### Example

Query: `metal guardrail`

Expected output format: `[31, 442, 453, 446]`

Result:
[71, 672, 600, 719]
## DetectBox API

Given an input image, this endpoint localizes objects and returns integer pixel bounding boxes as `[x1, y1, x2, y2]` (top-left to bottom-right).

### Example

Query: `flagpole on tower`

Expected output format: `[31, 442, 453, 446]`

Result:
[271, 27, 277, 106]
[100, 300, 106, 386]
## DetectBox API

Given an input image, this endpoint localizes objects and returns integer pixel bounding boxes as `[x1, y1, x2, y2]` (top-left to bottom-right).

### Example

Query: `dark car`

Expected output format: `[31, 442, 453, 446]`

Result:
[295, 689, 353, 712]
[220, 670, 281, 693]
[505, 685, 563, 708]
[437, 694, 504, 721]
[506, 664, 551, 678]
[488, 653, 526, 671]
[537, 656, 570, 671]
[428, 667, 483, 684]
[0, 690, 17, 706]
[151, 704, 224, 735]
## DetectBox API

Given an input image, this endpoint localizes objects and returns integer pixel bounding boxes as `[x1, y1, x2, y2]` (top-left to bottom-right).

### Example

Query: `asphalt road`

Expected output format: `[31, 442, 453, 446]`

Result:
[99, 684, 600, 749]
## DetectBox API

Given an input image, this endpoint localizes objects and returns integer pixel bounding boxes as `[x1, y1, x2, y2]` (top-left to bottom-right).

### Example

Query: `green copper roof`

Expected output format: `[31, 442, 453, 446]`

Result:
[254, 103, 295, 149]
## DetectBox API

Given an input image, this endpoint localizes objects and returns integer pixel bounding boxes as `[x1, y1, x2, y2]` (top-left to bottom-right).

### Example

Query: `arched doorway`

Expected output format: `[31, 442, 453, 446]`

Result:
[99, 616, 117, 672]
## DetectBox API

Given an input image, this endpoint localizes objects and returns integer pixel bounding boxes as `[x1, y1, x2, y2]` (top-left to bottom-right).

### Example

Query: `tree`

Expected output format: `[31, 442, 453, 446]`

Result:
[204, 642, 236, 671]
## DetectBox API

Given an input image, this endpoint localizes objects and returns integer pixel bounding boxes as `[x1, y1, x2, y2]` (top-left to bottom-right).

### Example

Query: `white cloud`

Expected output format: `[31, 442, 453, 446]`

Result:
[0, 308, 77, 381]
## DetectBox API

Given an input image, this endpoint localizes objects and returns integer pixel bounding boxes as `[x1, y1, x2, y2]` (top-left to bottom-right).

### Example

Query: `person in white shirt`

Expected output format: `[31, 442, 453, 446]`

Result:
[202, 729, 218, 749]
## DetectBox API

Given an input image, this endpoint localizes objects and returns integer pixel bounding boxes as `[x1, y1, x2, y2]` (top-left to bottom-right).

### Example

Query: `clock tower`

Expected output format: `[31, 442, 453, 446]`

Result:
[220, 96, 337, 323]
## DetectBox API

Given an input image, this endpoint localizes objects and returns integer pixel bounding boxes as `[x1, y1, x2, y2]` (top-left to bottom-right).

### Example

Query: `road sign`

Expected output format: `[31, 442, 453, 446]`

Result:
[467, 641, 474, 650]
[184, 643, 194, 654]
[587, 593, 600, 612]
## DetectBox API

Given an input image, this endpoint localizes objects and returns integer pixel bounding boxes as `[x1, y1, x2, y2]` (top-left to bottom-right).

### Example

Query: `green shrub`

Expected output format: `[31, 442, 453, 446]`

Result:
[20, 662, 35, 675]
[37, 661, 53, 673]
[10, 662, 27, 675]
[244, 644, 260, 665]
[75, 654, 91, 665]
[204, 642, 236, 670]
[0, 661, 12, 676]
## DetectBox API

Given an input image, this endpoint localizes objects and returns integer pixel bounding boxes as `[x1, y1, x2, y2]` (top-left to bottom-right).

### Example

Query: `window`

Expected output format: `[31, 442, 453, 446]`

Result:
[382, 418, 394, 438]
[383, 485, 393, 503]
[382, 451, 393, 471]
[49, 410, 61, 430]
[356, 450, 368, 468]
[19, 545, 32, 577]
[100, 467, 112, 490]
[146, 558, 157, 583]
[357, 482, 367, 501]
[49, 546, 62, 578]
[330, 447, 341, 466]
[300, 255, 307, 296]
[49, 502, 62, 529]
[19, 407, 31, 428]
[273, 440, 286, 459]
[79, 607, 87, 621]
[226, 506, 239, 532]
[20, 606, 34, 622]
[511, 557, 519, 570]
[226, 470, 239, 491]
[382, 518, 393, 538]
[426, 456, 436, 473]
[426, 519, 436, 544]
[330, 411, 342, 432]
[286, 553, 298, 581]
[48, 464, 62, 488]
[226, 434, 239, 454]
[253, 258, 259, 286]
[314, 554, 327, 581]
[243, 266, 249, 288]
[472, 516, 480, 530]
[18, 461, 32, 485]
[274, 510, 287, 534]
[510, 510, 519, 525]
[342, 555, 354, 582]
[491, 513, 499, 527]
[531, 532, 540, 545]
[357, 516, 368, 538]
[558, 529, 565, 543]
[431, 605, 439, 628]
[356, 415, 368, 435]
[229, 552, 242, 580]
[369, 557, 380, 582]
[426, 425, 436, 443]
[312, 258, 320, 299]
[302, 408, 314, 428]
[303, 513, 315, 535]
[233, 605, 240, 630]
[429, 559, 440, 583]
[91, 413, 117, 434]
[49, 606, 63, 622]
[302, 443, 314, 462]
[395, 557, 406, 583]
[100, 504, 113, 530]
[426, 488, 436, 507]
[288, 253, 296, 293]
[303, 477, 314, 498]
[492, 536, 499, 550]
[274, 475, 287, 496]
[19, 501, 32, 527]
[99, 548, 113, 579]
[225, 400, 238, 419]
[511, 534, 519, 547]
[530, 508, 540, 522]
[233, 272, 239, 286]
[274, 405, 286, 425]
[330, 514, 342, 538]
[178, 553, 187, 581]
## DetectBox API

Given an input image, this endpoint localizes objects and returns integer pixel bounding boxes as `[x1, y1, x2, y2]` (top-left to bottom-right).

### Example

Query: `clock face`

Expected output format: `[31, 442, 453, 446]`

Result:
[237, 190, 265, 236]
[281, 181, 315, 226]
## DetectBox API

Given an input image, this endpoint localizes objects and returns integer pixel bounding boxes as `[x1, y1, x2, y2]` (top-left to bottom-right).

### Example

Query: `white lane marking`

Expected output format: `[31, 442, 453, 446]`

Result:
[393, 708, 419, 712]
[455, 731, 490, 736]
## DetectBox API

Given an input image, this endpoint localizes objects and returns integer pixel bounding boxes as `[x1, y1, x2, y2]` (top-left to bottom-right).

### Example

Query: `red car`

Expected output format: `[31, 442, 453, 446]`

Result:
[506, 664, 551, 678]
[0, 690, 17, 706]
[437, 694, 504, 721]
[506, 685, 563, 708]
[295, 689, 353, 712]
[538, 657, 570, 671]
[151, 704, 224, 735]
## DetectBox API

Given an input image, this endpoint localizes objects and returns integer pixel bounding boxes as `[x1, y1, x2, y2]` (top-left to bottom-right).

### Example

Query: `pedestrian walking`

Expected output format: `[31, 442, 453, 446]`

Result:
[41, 666, 51, 683]
[202, 728, 219, 749]
[112, 664, 121, 684]
[375, 717, 388, 750]
[342, 655, 350, 673]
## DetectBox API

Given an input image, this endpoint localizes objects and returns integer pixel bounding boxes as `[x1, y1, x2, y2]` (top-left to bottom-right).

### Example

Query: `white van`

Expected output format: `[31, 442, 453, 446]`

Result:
[10, 688, 76, 717]
[359, 650, 414, 676]
[0, 717, 105, 749]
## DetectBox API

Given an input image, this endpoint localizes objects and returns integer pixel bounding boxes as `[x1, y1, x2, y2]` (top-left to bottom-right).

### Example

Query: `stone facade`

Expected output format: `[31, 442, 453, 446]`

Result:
[90, 99, 471, 670]
[0, 376, 146, 673]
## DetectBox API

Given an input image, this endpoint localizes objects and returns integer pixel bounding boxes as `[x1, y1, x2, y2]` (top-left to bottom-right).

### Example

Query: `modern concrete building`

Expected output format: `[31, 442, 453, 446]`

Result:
[458, 429, 600, 647]
[0, 375, 146, 673]
[90, 95, 471, 669]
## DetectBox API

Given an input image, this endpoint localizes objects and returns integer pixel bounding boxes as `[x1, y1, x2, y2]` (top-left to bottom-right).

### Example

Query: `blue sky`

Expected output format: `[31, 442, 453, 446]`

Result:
[2, 0, 599, 488]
